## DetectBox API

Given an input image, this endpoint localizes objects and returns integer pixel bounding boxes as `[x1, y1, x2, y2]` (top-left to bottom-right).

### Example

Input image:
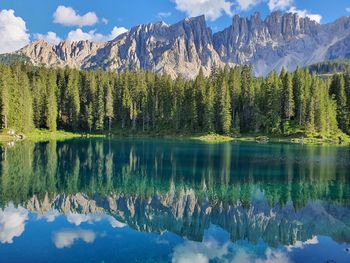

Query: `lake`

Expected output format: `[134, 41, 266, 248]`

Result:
[0, 138, 349, 263]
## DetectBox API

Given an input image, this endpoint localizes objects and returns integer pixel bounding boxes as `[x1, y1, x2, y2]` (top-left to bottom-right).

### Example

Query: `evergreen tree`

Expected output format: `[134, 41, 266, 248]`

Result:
[293, 67, 305, 126]
[194, 68, 206, 130]
[65, 70, 80, 130]
[218, 76, 231, 134]
[105, 80, 114, 132]
[240, 65, 254, 133]
[330, 74, 348, 133]
[0, 66, 10, 129]
[281, 72, 295, 121]
[45, 71, 58, 131]
[262, 72, 281, 134]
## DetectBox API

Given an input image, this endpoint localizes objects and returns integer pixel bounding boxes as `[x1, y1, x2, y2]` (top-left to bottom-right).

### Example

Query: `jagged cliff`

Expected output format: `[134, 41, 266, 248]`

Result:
[13, 12, 350, 78]
[213, 12, 350, 75]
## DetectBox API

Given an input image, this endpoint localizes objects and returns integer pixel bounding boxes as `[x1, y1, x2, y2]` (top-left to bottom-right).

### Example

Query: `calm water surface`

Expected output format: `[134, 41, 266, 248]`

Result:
[0, 138, 350, 263]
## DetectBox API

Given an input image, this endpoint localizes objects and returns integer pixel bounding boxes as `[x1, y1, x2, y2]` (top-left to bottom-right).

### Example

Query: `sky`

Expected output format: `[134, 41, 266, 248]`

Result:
[0, 0, 350, 54]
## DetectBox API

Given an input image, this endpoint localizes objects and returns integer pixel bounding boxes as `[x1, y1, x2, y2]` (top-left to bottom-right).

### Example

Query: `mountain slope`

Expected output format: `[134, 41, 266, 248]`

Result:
[11, 12, 350, 78]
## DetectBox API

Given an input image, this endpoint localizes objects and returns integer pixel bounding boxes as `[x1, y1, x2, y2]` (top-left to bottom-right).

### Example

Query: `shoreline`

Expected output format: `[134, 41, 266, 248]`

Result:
[1, 129, 349, 146]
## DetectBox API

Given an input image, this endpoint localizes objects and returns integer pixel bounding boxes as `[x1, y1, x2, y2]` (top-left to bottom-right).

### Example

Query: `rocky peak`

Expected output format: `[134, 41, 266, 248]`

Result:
[11, 13, 350, 78]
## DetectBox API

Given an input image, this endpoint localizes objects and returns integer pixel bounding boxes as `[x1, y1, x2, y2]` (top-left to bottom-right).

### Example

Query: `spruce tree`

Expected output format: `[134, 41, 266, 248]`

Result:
[45, 71, 58, 131]
[0, 66, 10, 129]
[104, 80, 114, 132]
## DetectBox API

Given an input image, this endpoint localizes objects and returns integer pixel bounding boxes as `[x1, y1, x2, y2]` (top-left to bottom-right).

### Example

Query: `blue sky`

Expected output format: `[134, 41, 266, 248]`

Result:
[0, 0, 350, 53]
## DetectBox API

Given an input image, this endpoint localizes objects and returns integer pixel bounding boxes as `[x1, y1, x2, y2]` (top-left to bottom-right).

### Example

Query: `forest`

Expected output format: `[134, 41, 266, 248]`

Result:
[0, 63, 349, 137]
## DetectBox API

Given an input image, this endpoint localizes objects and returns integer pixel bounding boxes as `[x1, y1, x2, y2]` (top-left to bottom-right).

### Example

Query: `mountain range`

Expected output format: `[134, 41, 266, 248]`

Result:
[8, 11, 350, 78]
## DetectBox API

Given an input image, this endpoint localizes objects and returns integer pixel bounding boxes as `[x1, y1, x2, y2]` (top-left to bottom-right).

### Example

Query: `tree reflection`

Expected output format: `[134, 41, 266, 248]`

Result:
[0, 139, 349, 245]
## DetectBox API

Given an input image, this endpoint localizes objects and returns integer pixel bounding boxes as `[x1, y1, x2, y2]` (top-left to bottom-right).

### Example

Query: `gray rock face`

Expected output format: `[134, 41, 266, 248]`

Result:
[213, 12, 350, 75]
[20, 40, 104, 69]
[87, 15, 224, 79]
[15, 12, 350, 78]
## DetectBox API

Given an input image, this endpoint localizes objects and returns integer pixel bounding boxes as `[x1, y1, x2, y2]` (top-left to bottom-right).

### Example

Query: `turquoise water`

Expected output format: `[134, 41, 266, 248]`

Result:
[0, 138, 349, 263]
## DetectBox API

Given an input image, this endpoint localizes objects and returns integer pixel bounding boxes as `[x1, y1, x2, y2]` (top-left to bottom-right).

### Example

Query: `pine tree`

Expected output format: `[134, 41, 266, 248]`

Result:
[330, 74, 348, 133]
[0, 66, 10, 129]
[66, 70, 80, 130]
[95, 75, 105, 131]
[203, 80, 215, 132]
[281, 72, 295, 121]
[263, 72, 281, 134]
[293, 67, 305, 126]
[104, 80, 114, 132]
[240, 65, 254, 133]
[194, 68, 206, 130]
[45, 71, 58, 131]
[228, 67, 241, 131]
[173, 77, 185, 130]
[219, 77, 231, 134]
[31, 71, 45, 128]
[184, 81, 197, 131]
[9, 65, 33, 132]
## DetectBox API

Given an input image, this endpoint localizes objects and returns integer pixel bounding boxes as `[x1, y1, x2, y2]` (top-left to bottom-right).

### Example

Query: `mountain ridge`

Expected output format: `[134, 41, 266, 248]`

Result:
[8, 11, 350, 78]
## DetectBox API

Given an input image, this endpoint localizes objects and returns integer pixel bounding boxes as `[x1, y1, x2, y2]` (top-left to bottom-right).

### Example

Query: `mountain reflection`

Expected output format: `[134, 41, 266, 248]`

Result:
[0, 139, 350, 247]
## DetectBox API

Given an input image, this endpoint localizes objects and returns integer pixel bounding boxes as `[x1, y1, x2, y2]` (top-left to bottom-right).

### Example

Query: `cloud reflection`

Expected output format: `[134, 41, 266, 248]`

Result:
[37, 210, 60, 222]
[172, 236, 294, 263]
[66, 212, 126, 229]
[53, 229, 96, 249]
[172, 238, 229, 263]
[0, 203, 28, 244]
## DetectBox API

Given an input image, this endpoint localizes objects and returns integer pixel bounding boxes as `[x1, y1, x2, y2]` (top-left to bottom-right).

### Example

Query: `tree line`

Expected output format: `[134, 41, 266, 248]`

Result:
[0, 63, 349, 136]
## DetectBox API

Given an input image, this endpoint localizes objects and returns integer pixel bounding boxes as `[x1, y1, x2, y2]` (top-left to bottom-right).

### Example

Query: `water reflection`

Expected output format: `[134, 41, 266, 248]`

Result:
[0, 204, 28, 244]
[0, 139, 349, 262]
[53, 229, 96, 249]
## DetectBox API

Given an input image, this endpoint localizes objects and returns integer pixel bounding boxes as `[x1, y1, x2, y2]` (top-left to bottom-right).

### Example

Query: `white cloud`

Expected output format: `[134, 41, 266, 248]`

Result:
[174, 0, 233, 21]
[0, 204, 28, 244]
[109, 26, 128, 39]
[268, 0, 294, 11]
[0, 9, 30, 54]
[158, 12, 172, 19]
[34, 32, 62, 45]
[67, 29, 93, 41]
[288, 7, 322, 23]
[53, 5, 98, 27]
[102, 18, 109, 24]
[53, 229, 96, 249]
[236, 0, 262, 11]
[346, 7, 350, 13]
[67, 26, 127, 42]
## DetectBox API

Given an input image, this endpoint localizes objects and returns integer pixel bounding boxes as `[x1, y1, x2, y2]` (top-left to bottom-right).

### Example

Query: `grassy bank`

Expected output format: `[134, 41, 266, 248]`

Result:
[232, 132, 350, 146]
[190, 134, 234, 143]
[26, 129, 105, 142]
[1, 128, 349, 146]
